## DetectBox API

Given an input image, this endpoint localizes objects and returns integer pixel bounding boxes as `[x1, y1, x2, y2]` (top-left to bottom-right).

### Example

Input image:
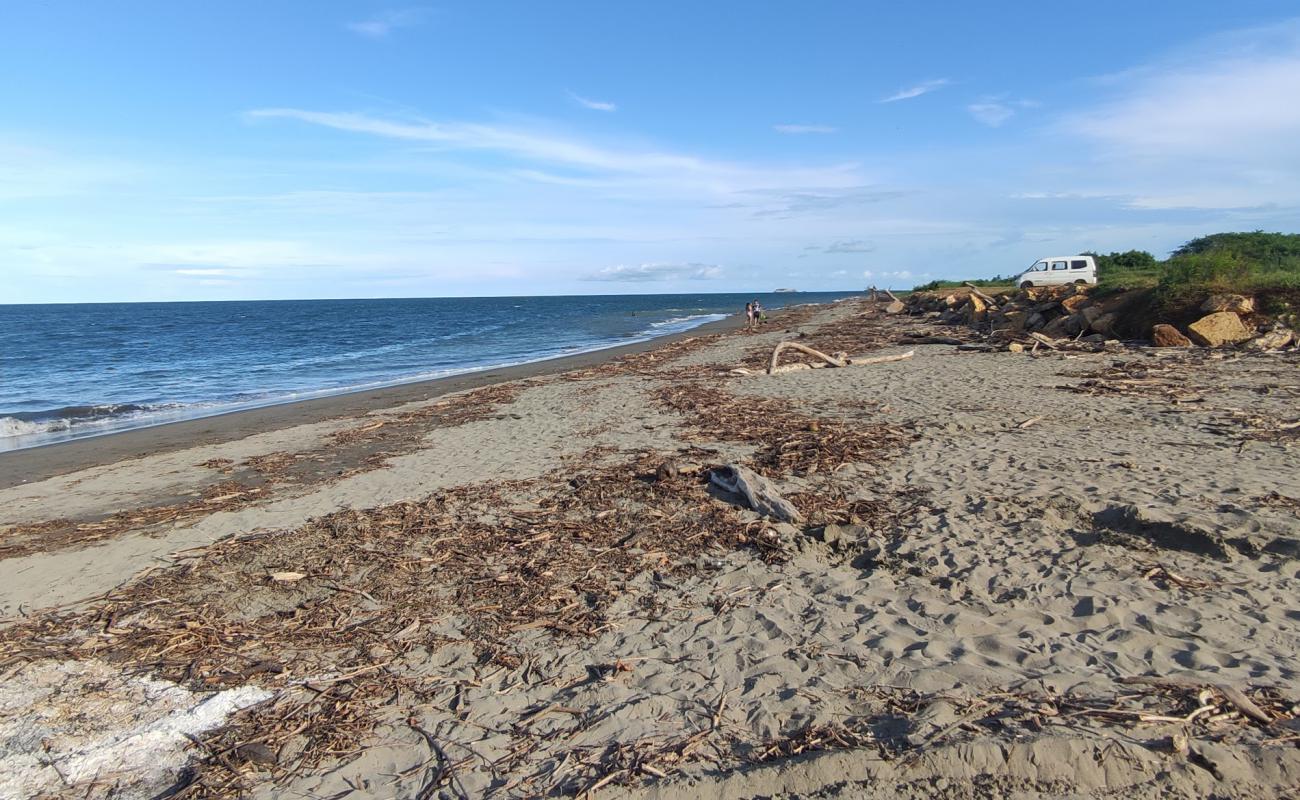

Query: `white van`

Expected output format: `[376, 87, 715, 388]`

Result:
[1015, 255, 1097, 288]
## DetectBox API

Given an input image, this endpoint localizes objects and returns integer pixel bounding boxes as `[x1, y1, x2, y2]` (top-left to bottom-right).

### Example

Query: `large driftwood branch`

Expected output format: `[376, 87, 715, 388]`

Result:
[710, 464, 803, 523]
[731, 347, 914, 375]
[768, 341, 846, 374]
[883, 289, 901, 303]
[963, 282, 997, 306]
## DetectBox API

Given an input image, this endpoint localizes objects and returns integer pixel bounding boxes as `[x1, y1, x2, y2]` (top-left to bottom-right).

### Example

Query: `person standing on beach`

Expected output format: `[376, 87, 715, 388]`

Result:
[745, 302, 755, 331]
[753, 300, 765, 326]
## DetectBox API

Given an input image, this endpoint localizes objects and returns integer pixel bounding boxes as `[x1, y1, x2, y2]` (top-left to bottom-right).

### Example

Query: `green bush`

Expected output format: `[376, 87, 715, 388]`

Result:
[911, 276, 1012, 292]
[1157, 250, 1300, 300]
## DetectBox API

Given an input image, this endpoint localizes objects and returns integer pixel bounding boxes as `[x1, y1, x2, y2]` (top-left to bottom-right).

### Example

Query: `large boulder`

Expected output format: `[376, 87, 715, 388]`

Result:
[1151, 324, 1192, 347]
[1089, 312, 1119, 337]
[1186, 312, 1252, 346]
[1201, 294, 1254, 314]
[1079, 306, 1104, 326]
[1041, 314, 1079, 339]
[991, 309, 1028, 333]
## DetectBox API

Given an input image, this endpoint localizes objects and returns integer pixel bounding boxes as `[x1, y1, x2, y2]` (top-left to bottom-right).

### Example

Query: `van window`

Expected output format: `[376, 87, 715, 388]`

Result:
[1051, 261, 1067, 270]
[1033, 261, 1047, 271]
[1070, 260, 1086, 269]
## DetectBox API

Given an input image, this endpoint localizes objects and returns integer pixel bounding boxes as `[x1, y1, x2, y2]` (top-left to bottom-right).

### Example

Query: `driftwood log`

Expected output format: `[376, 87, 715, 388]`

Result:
[768, 341, 846, 373]
[732, 344, 914, 376]
[846, 350, 914, 366]
[709, 464, 803, 523]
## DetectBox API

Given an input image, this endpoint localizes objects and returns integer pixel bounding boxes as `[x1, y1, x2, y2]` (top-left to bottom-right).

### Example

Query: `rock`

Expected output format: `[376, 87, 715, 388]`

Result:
[884, 300, 906, 314]
[1061, 294, 1091, 313]
[1041, 314, 1080, 339]
[1151, 324, 1192, 347]
[992, 309, 1028, 333]
[1201, 294, 1254, 314]
[1243, 327, 1295, 351]
[1089, 312, 1118, 336]
[1187, 312, 1253, 347]
[1079, 306, 1104, 326]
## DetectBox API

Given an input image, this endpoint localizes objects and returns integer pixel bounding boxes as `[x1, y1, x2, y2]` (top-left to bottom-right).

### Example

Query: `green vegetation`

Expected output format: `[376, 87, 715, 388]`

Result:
[911, 276, 1013, 292]
[914, 232, 1300, 305]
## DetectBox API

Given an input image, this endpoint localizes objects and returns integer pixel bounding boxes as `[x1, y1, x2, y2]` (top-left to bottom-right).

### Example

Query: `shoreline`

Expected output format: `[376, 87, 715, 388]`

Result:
[0, 312, 747, 489]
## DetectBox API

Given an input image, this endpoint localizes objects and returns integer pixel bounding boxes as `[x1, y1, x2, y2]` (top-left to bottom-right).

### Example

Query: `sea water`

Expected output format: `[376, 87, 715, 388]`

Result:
[0, 292, 855, 451]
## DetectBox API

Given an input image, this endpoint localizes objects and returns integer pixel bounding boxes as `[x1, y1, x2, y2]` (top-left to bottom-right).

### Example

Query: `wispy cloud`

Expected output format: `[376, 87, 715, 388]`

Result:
[582, 262, 722, 282]
[968, 96, 1037, 127]
[568, 91, 617, 112]
[967, 101, 1014, 127]
[823, 239, 875, 253]
[880, 78, 950, 103]
[346, 8, 427, 39]
[1067, 22, 1300, 159]
[245, 108, 865, 195]
[747, 188, 905, 218]
[1056, 18, 1300, 210]
[863, 269, 923, 281]
[773, 123, 838, 134]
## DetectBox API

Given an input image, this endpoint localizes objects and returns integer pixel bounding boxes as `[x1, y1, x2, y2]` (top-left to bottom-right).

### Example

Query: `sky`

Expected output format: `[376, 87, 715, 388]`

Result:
[3, 1, 1300, 303]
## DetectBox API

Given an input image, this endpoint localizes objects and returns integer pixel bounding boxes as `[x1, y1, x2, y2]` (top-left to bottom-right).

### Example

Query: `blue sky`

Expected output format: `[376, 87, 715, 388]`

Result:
[3, 1, 1300, 302]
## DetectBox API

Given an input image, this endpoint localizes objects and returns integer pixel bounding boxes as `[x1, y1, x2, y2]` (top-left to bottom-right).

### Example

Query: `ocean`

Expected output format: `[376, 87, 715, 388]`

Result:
[0, 292, 856, 451]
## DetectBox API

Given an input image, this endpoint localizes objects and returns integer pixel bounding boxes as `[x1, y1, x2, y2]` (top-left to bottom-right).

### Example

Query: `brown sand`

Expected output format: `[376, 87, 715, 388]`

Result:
[2, 299, 1298, 799]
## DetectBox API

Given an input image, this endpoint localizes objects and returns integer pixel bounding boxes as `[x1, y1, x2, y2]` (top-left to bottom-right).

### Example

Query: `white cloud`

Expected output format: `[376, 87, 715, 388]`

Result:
[582, 262, 723, 282]
[1068, 25, 1300, 159]
[822, 239, 875, 253]
[174, 268, 235, 277]
[967, 96, 1038, 127]
[881, 79, 950, 103]
[246, 108, 865, 195]
[346, 9, 427, 39]
[773, 124, 838, 134]
[967, 102, 1014, 127]
[1054, 18, 1300, 210]
[863, 269, 921, 280]
[568, 91, 616, 112]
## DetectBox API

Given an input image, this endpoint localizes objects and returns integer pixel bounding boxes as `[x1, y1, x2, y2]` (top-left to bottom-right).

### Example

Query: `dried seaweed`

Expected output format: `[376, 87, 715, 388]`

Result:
[0, 453, 758, 797]
[653, 383, 915, 478]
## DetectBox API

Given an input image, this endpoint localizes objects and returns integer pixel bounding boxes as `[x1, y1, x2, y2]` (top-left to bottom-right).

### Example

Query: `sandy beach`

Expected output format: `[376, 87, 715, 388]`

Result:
[3, 297, 1299, 799]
